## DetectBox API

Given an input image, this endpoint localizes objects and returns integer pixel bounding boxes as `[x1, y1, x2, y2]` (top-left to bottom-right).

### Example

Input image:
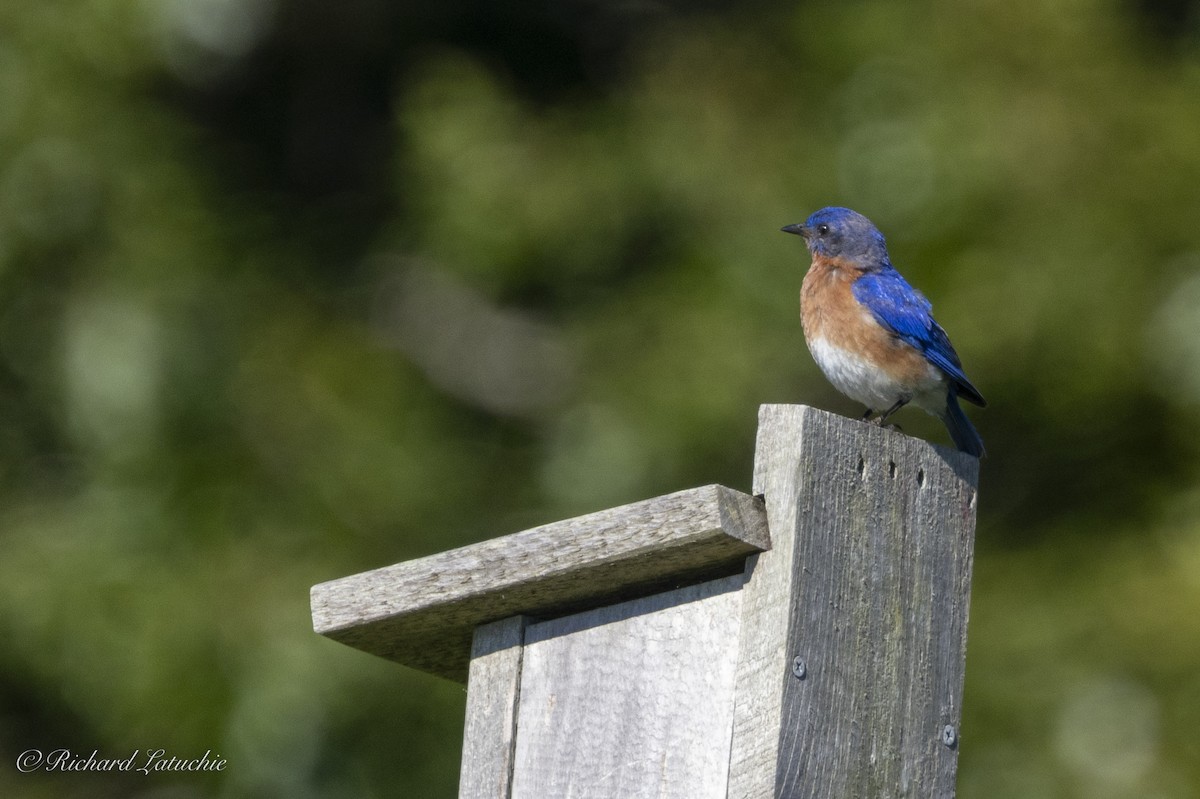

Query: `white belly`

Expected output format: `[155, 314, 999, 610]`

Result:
[808, 337, 945, 413]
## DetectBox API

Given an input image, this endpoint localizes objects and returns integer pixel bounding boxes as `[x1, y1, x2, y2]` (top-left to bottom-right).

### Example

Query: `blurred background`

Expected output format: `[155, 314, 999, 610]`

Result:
[1, 0, 1200, 796]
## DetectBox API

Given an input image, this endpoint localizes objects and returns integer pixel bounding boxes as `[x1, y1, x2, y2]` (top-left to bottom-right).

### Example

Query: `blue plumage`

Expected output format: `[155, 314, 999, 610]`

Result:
[851, 269, 985, 406]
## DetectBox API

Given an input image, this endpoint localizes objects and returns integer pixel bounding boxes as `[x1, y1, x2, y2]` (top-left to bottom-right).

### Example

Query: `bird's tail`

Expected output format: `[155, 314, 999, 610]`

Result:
[940, 391, 985, 458]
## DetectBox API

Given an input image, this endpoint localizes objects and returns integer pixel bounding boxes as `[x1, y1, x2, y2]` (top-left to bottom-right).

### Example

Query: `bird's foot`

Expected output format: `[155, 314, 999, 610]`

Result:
[876, 398, 909, 427]
[861, 407, 903, 432]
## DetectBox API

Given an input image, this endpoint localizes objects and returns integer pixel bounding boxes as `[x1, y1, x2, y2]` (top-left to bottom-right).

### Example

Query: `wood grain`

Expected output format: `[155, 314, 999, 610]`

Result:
[728, 404, 979, 798]
[310, 484, 768, 683]
[459, 616, 528, 799]
[509, 574, 745, 799]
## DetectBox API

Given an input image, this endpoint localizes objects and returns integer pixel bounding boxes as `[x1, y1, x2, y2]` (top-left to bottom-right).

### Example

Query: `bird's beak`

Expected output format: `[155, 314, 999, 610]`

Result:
[781, 223, 808, 238]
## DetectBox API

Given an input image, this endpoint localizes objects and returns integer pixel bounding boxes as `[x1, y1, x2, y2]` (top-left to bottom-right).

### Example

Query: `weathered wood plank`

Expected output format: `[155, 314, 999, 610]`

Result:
[509, 574, 745, 799]
[459, 616, 528, 799]
[727, 404, 979, 798]
[311, 484, 768, 682]
[726, 406, 808, 799]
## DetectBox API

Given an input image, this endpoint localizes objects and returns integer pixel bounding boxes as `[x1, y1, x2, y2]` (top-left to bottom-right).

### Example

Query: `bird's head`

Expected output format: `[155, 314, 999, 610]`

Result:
[782, 207, 888, 266]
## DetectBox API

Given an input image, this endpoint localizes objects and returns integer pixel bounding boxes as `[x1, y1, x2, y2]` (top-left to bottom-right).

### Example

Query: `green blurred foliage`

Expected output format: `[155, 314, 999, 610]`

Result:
[1, 0, 1200, 796]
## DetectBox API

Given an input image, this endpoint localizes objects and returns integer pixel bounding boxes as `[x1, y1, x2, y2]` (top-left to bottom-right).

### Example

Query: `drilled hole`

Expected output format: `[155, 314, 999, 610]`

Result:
[888, 461, 897, 479]
[916, 468, 926, 488]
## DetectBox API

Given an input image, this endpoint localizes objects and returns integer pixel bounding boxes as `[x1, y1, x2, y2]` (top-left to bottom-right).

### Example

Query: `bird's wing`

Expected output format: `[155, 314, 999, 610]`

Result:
[851, 268, 986, 406]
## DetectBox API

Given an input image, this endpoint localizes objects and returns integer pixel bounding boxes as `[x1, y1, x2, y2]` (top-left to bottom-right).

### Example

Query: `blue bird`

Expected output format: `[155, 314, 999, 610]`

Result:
[782, 207, 986, 457]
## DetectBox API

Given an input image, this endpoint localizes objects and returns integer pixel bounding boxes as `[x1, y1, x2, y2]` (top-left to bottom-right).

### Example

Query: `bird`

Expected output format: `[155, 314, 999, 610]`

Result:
[781, 207, 986, 457]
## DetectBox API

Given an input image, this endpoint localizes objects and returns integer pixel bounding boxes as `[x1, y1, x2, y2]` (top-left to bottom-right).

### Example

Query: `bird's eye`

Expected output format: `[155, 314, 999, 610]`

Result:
[817, 224, 830, 235]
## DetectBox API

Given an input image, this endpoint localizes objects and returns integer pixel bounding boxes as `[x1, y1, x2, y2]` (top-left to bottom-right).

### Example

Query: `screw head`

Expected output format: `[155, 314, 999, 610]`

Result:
[941, 724, 958, 748]
[791, 657, 807, 679]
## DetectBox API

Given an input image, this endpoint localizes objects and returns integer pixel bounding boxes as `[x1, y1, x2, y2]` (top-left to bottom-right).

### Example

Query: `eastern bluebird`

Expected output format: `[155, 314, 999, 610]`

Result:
[782, 207, 986, 457]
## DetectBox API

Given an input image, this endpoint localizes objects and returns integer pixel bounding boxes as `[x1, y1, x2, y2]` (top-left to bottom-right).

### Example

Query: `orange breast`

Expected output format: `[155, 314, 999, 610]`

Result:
[800, 256, 940, 388]
[800, 256, 876, 350]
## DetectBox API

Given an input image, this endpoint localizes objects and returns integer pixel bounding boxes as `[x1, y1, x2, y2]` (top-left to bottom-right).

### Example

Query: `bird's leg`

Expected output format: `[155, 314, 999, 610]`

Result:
[861, 407, 876, 421]
[875, 398, 909, 427]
